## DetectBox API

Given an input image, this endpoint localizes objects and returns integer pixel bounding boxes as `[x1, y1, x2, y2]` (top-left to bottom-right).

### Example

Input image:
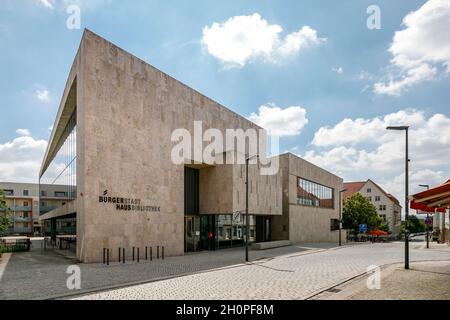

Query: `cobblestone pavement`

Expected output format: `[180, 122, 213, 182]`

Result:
[73, 242, 450, 300]
[0, 241, 310, 300]
[346, 260, 450, 300]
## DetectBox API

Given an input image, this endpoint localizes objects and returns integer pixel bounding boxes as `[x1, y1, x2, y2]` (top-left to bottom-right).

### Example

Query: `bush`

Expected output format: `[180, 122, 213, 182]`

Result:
[0, 245, 28, 254]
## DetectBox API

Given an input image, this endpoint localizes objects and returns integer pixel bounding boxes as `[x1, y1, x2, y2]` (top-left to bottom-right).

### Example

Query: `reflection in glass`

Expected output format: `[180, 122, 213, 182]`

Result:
[216, 214, 256, 248]
[297, 177, 334, 209]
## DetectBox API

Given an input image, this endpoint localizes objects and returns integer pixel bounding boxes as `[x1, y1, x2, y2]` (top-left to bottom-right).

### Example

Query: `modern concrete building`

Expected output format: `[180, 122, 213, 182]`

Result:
[0, 182, 68, 236]
[272, 153, 344, 243]
[344, 179, 402, 235]
[38, 29, 343, 263]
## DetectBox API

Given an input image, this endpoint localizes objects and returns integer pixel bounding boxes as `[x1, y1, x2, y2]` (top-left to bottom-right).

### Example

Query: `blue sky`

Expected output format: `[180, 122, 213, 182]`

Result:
[1, 0, 449, 209]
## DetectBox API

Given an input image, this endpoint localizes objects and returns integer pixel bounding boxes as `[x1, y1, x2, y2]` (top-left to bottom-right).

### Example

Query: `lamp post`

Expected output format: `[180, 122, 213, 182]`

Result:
[387, 125, 409, 269]
[418, 184, 430, 249]
[245, 154, 259, 262]
[339, 189, 347, 246]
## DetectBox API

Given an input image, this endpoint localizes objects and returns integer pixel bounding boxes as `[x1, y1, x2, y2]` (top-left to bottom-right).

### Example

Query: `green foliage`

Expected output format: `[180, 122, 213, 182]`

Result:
[0, 189, 12, 237]
[379, 222, 391, 234]
[407, 215, 426, 234]
[343, 193, 382, 235]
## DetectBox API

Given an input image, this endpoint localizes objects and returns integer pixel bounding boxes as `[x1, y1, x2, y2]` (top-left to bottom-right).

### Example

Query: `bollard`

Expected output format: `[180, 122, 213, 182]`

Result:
[157, 246, 160, 259]
[150, 246, 153, 261]
[162, 246, 164, 260]
[123, 248, 125, 264]
[132, 247, 135, 262]
[118, 247, 121, 263]
[137, 248, 140, 263]
[145, 246, 148, 260]
[102, 248, 106, 265]
[107, 249, 110, 266]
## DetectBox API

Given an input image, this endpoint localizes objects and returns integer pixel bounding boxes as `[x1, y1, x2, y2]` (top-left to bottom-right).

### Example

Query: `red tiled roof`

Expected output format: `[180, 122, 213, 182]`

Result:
[343, 180, 402, 208]
[343, 181, 366, 200]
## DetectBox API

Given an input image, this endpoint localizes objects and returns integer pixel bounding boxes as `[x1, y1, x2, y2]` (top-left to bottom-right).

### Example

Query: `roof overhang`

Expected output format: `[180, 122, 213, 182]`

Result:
[39, 76, 77, 177]
[410, 180, 450, 212]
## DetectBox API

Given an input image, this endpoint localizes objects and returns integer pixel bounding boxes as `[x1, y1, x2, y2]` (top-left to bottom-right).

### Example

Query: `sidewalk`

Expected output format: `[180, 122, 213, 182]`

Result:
[315, 259, 450, 300]
[0, 243, 310, 300]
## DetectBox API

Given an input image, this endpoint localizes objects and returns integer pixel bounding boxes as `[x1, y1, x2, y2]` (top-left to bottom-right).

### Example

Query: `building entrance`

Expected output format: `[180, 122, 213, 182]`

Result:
[184, 167, 200, 252]
[256, 216, 271, 243]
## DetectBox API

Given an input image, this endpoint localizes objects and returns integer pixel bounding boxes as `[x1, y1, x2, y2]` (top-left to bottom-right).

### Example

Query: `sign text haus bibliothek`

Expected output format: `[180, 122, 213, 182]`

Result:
[98, 190, 160, 212]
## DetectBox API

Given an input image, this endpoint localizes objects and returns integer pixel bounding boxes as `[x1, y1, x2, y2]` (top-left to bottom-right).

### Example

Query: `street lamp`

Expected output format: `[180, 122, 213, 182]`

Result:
[339, 189, 347, 246]
[245, 154, 259, 262]
[418, 184, 430, 249]
[386, 125, 410, 269]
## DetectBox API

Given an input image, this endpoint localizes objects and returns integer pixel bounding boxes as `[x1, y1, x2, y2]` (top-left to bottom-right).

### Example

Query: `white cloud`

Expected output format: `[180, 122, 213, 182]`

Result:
[16, 129, 31, 137]
[305, 109, 450, 174]
[311, 109, 424, 147]
[248, 104, 309, 137]
[374, 0, 450, 95]
[332, 67, 344, 74]
[201, 13, 325, 68]
[36, 89, 50, 102]
[35, 0, 54, 9]
[0, 134, 48, 183]
[301, 109, 450, 216]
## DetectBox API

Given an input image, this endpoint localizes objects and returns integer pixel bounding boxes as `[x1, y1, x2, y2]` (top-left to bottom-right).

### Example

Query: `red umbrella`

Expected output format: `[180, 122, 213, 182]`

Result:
[368, 229, 388, 236]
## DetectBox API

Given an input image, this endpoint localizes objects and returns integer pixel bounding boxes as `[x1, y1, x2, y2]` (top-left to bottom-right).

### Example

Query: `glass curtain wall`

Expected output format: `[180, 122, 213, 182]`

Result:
[39, 111, 77, 211]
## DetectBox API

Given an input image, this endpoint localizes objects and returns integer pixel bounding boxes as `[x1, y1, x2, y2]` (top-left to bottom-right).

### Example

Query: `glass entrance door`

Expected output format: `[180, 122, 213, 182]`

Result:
[256, 216, 271, 242]
[184, 216, 200, 252]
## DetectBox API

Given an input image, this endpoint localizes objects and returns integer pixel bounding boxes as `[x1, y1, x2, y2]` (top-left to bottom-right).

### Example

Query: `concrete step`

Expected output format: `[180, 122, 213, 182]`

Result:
[251, 240, 292, 250]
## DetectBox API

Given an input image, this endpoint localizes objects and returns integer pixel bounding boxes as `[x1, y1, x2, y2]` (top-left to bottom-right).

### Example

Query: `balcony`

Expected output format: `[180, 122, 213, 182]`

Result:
[14, 216, 32, 222]
[4, 206, 32, 212]
[6, 228, 32, 234]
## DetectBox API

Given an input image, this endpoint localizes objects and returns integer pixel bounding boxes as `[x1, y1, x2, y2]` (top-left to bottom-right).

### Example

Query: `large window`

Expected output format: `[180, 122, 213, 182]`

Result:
[297, 177, 334, 209]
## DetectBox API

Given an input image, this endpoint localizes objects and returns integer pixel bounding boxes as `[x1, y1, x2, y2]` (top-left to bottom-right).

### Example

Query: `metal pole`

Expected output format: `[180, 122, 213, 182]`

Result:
[405, 128, 409, 270]
[245, 156, 249, 262]
[339, 191, 342, 246]
[425, 184, 429, 249]
[426, 212, 430, 248]
[443, 209, 447, 244]
[418, 184, 430, 248]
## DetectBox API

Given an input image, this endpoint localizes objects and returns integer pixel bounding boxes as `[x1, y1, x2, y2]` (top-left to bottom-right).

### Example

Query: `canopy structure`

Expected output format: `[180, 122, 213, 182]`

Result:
[410, 179, 450, 213]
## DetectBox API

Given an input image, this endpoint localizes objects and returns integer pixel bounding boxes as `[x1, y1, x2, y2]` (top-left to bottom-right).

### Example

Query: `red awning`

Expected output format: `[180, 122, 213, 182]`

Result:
[410, 200, 445, 213]
[410, 179, 450, 212]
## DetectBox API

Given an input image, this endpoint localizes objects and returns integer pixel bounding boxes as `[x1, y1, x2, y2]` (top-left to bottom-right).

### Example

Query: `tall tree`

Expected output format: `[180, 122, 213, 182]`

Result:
[0, 189, 12, 236]
[343, 193, 382, 235]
